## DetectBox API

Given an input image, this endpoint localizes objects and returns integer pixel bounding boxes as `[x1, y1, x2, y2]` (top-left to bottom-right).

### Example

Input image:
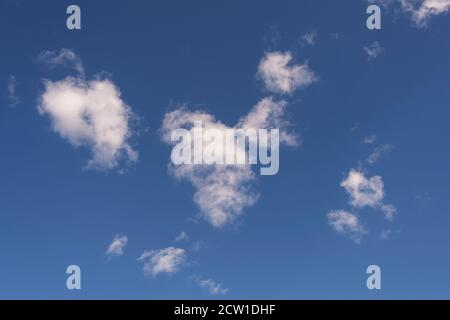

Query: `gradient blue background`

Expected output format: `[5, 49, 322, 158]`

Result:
[1, 0, 450, 299]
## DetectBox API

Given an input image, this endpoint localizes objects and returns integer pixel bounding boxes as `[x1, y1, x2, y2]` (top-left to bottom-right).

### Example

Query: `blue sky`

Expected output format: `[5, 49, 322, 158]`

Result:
[1, 0, 450, 299]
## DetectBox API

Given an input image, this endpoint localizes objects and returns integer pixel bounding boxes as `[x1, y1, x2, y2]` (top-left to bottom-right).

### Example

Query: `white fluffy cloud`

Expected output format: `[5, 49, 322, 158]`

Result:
[38, 76, 137, 170]
[371, 0, 450, 26]
[161, 97, 297, 227]
[194, 276, 228, 295]
[38, 48, 85, 77]
[363, 41, 385, 60]
[327, 210, 367, 243]
[257, 51, 317, 95]
[341, 169, 396, 220]
[105, 234, 128, 257]
[138, 247, 186, 277]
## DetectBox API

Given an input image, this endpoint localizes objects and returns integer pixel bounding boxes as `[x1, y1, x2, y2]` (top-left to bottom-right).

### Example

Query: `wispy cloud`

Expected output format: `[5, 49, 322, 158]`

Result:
[351, 122, 360, 132]
[415, 192, 432, 203]
[137, 247, 187, 277]
[161, 97, 297, 228]
[362, 134, 377, 145]
[363, 41, 385, 60]
[7, 75, 19, 107]
[366, 144, 393, 165]
[105, 234, 128, 258]
[193, 276, 228, 295]
[299, 30, 318, 47]
[379, 228, 393, 240]
[327, 210, 367, 243]
[174, 231, 188, 242]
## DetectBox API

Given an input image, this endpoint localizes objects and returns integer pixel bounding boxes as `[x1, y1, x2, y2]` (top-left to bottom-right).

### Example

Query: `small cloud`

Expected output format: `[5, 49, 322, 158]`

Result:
[351, 122, 360, 132]
[257, 51, 317, 95]
[363, 41, 385, 60]
[7, 75, 19, 107]
[160, 51, 315, 228]
[369, 0, 450, 27]
[300, 30, 318, 46]
[327, 210, 367, 243]
[366, 144, 393, 165]
[379, 228, 392, 240]
[362, 135, 377, 144]
[379, 228, 400, 240]
[37, 48, 85, 77]
[137, 247, 187, 277]
[174, 231, 188, 242]
[105, 234, 128, 258]
[340, 169, 397, 220]
[381, 204, 397, 221]
[341, 169, 385, 208]
[262, 25, 282, 47]
[193, 276, 228, 295]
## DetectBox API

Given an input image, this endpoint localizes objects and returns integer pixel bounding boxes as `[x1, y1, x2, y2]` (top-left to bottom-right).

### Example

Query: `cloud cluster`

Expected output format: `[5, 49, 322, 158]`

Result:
[161, 97, 299, 227]
[138, 247, 187, 277]
[257, 51, 317, 94]
[136, 241, 223, 293]
[174, 231, 188, 242]
[106, 234, 128, 258]
[38, 50, 137, 170]
[328, 169, 397, 242]
[362, 135, 377, 145]
[161, 52, 316, 228]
